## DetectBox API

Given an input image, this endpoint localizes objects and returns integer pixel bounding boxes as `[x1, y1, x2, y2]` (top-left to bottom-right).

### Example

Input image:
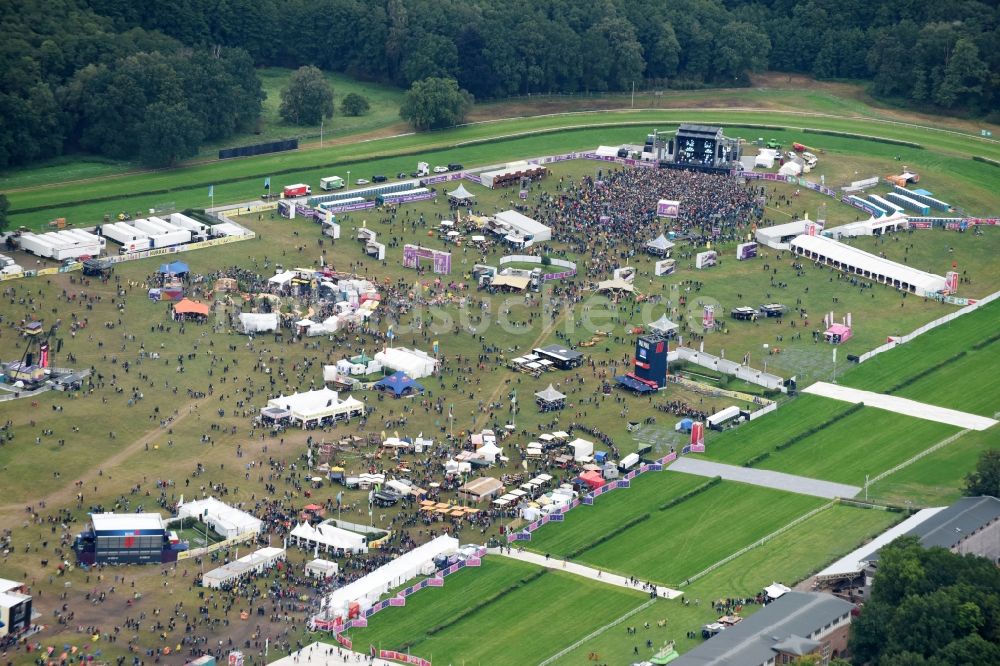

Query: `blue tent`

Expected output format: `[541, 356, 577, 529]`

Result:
[159, 260, 190, 275]
[373, 371, 425, 398]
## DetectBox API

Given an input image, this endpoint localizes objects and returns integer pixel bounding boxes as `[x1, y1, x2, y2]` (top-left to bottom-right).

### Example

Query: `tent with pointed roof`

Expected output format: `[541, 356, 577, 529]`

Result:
[372, 371, 425, 398]
[447, 184, 476, 202]
[159, 260, 189, 275]
[645, 234, 675, 257]
[535, 384, 566, 411]
[648, 314, 678, 336]
[172, 298, 209, 319]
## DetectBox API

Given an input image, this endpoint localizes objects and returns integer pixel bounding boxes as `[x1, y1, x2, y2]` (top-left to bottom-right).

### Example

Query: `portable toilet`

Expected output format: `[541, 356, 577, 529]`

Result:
[595, 451, 608, 465]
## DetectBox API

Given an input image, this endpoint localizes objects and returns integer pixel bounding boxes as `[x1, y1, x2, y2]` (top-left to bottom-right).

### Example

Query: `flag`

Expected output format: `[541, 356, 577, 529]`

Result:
[208, 185, 214, 198]
[336, 491, 343, 505]
[448, 404, 454, 420]
[264, 177, 271, 190]
[387, 325, 395, 340]
[433, 340, 439, 355]
[510, 389, 517, 407]
[743, 352, 750, 366]
[832, 348, 837, 364]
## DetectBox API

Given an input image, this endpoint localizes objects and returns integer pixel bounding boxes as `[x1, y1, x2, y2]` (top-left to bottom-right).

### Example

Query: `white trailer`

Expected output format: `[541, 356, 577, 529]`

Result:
[168, 213, 210, 238]
[57, 230, 105, 250]
[102, 222, 151, 249]
[20, 232, 100, 260]
[18, 233, 60, 257]
[148, 229, 192, 248]
[132, 218, 175, 235]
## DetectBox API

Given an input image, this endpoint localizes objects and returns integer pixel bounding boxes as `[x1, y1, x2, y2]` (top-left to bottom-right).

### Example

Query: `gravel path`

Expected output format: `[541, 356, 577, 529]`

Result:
[667, 457, 861, 499]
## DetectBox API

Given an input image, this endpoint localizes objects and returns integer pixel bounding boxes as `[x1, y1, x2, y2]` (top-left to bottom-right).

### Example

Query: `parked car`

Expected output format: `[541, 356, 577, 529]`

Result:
[447, 163, 463, 171]
[355, 178, 369, 185]
[397, 172, 408, 179]
[372, 174, 388, 183]
[433, 166, 448, 173]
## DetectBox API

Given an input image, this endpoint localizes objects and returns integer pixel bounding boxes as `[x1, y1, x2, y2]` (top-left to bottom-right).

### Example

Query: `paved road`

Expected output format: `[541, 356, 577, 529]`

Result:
[268, 642, 392, 665]
[667, 457, 861, 499]
[803, 382, 997, 431]
[489, 547, 684, 599]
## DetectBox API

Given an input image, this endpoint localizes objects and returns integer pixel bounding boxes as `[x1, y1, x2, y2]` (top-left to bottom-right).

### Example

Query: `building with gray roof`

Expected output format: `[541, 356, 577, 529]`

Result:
[674, 591, 855, 666]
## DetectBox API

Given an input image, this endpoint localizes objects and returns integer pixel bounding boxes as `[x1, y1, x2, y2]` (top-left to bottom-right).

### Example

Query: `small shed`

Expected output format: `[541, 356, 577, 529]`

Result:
[306, 558, 339, 579]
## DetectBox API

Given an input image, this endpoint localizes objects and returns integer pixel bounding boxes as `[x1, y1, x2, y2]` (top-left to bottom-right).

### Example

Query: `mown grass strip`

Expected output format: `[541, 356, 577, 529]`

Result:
[565, 513, 651, 560]
[399, 569, 548, 650]
[658, 476, 722, 510]
[802, 127, 923, 148]
[972, 155, 1000, 168]
[773, 403, 863, 452]
[886, 351, 967, 394]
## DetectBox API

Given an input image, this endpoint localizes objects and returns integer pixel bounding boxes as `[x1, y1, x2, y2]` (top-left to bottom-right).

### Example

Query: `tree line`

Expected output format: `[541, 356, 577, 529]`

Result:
[2, 0, 998, 169]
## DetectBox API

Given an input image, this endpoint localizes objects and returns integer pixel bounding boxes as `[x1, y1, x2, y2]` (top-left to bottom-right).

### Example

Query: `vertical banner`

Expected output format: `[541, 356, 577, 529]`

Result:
[690, 422, 705, 453]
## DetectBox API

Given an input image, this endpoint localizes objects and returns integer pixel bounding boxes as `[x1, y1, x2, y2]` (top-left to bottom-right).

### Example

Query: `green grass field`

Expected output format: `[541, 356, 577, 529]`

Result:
[549, 503, 900, 666]
[756, 408, 959, 485]
[892, 341, 1000, 417]
[6, 106, 1000, 231]
[840, 297, 1000, 393]
[343, 557, 646, 666]
[524, 471, 710, 556]
[867, 428, 997, 506]
[574, 481, 824, 585]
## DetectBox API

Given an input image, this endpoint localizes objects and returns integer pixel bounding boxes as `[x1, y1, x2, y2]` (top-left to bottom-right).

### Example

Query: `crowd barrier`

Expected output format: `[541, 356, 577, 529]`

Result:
[498, 254, 578, 281]
[506, 451, 679, 543]
[856, 289, 1000, 363]
[176, 530, 257, 560]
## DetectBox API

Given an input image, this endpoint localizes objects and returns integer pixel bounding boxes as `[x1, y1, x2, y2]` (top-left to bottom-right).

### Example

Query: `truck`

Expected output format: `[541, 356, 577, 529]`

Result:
[320, 176, 345, 191]
[283, 184, 312, 198]
[416, 162, 430, 177]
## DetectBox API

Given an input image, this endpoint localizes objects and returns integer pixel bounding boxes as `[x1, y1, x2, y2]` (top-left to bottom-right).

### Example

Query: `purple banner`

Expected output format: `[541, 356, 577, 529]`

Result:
[617, 480, 630, 488]
[549, 513, 564, 522]
[463, 174, 482, 184]
[324, 200, 376, 214]
[352, 618, 367, 628]
[422, 175, 450, 185]
[384, 191, 437, 204]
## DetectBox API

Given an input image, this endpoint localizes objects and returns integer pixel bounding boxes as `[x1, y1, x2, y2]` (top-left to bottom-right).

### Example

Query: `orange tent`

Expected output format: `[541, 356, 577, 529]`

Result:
[174, 298, 210, 316]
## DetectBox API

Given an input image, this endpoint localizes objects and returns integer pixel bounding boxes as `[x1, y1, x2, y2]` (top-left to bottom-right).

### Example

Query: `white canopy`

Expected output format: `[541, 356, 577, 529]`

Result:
[568, 438, 594, 461]
[239, 312, 279, 334]
[269, 271, 297, 286]
[597, 278, 634, 293]
[764, 582, 791, 600]
[645, 234, 675, 251]
[649, 314, 678, 334]
[312, 535, 459, 622]
[790, 234, 947, 294]
[447, 184, 476, 200]
[290, 521, 367, 553]
[535, 384, 566, 401]
[177, 497, 262, 539]
[374, 346, 438, 379]
[266, 387, 365, 425]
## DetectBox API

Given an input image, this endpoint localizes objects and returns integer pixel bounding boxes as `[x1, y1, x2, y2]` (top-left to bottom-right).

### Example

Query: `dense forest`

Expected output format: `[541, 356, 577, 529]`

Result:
[1, 0, 998, 168]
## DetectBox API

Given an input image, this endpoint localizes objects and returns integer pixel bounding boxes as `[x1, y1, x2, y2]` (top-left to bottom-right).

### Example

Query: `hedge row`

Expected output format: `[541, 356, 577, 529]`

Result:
[971, 331, 1000, 351]
[658, 476, 722, 511]
[802, 128, 923, 149]
[743, 451, 771, 467]
[887, 350, 967, 394]
[421, 569, 548, 639]
[566, 513, 651, 559]
[972, 155, 1000, 168]
[773, 403, 865, 452]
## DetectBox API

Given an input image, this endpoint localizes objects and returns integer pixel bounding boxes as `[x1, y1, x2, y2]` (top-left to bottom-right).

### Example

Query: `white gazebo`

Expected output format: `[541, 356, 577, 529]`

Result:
[266, 387, 365, 428]
[648, 314, 679, 337]
[447, 184, 476, 203]
[645, 234, 675, 257]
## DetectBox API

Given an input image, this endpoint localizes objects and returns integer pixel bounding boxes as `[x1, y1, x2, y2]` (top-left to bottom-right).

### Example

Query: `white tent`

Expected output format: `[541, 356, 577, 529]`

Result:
[177, 497, 262, 539]
[534, 384, 566, 402]
[779, 160, 802, 177]
[596, 278, 634, 293]
[790, 233, 947, 295]
[477, 441, 503, 462]
[493, 210, 551, 245]
[201, 547, 285, 589]
[269, 271, 297, 287]
[755, 149, 778, 168]
[594, 145, 622, 158]
[645, 234, 675, 254]
[446, 184, 476, 201]
[266, 387, 365, 427]
[648, 314, 678, 335]
[305, 558, 339, 579]
[239, 312, 279, 334]
[290, 521, 368, 554]
[764, 582, 791, 600]
[374, 347, 439, 379]
[311, 535, 459, 623]
[568, 438, 594, 461]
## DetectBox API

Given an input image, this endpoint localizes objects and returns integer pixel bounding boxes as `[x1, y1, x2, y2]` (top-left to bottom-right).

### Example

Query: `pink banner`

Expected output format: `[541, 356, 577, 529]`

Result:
[428, 578, 444, 587]
[336, 634, 353, 649]
[389, 597, 406, 607]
